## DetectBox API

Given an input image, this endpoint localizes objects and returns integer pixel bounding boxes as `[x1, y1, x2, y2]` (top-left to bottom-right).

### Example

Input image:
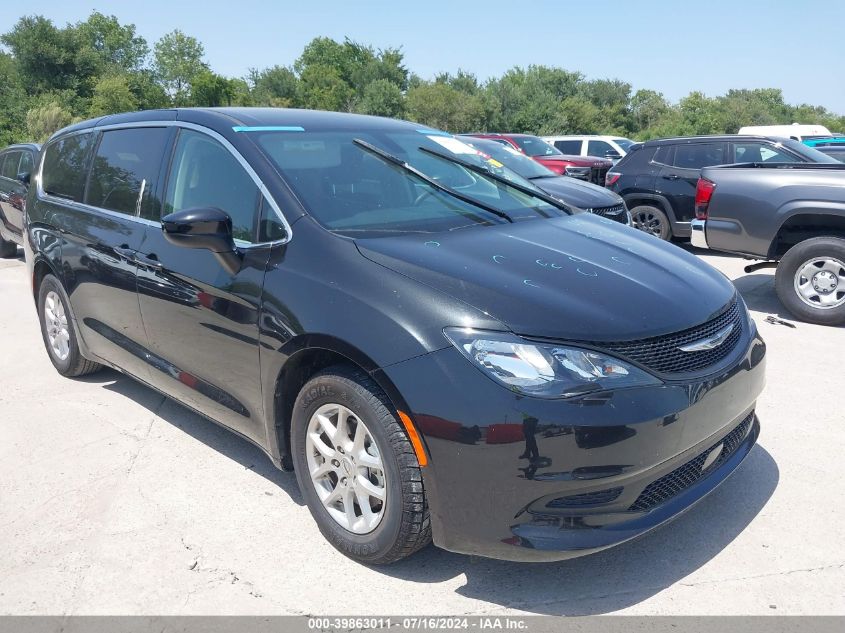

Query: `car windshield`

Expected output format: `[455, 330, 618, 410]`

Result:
[460, 138, 556, 179]
[613, 138, 635, 151]
[252, 129, 563, 237]
[510, 135, 562, 157]
[780, 138, 840, 164]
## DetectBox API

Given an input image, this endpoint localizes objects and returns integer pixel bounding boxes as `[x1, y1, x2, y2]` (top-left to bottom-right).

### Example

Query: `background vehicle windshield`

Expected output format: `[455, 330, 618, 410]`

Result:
[254, 129, 563, 237]
[614, 138, 635, 151]
[461, 138, 556, 179]
[510, 135, 562, 157]
[781, 138, 841, 163]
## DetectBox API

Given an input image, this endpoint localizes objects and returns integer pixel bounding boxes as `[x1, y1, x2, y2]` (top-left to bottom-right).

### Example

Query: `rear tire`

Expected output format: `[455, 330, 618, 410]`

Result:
[291, 365, 431, 564]
[37, 274, 102, 377]
[0, 238, 16, 258]
[630, 205, 671, 240]
[775, 237, 845, 326]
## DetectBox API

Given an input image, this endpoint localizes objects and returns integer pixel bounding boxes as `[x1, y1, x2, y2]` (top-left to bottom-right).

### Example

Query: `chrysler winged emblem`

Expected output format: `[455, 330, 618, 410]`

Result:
[678, 324, 734, 352]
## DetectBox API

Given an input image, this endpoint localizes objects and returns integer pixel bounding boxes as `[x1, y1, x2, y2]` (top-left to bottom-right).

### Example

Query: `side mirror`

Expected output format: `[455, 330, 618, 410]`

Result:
[605, 151, 622, 161]
[162, 207, 242, 274]
[17, 172, 30, 185]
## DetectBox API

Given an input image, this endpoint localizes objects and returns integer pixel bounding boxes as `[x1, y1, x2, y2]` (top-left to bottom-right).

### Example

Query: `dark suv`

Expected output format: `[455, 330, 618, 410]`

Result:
[0, 143, 39, 257]
[607, 135, 837, 240]
[26, 108, 765, 565]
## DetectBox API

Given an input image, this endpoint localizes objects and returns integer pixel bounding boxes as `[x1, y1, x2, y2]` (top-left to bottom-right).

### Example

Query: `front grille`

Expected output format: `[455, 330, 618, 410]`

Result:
[591, 166, 609, 186]
[629, 412, 754, 512]
[597, 298, 743, 375]
[590, 203, 628, 224]
[546, 487, 623, 509]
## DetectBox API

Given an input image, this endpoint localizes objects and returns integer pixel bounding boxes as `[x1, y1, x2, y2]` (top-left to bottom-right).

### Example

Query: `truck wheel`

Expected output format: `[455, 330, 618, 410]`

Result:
[0, 238, 16, 258]
[776, 237, 845, 326]
[630, 205, 671, 240]
[37, 274, 103, 376]
[291, 365, 431, 564]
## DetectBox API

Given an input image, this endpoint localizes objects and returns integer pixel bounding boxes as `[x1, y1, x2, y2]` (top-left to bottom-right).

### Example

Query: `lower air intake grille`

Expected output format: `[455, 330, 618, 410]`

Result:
[629, 412, 754, 512]
[546, 487, 623, 509]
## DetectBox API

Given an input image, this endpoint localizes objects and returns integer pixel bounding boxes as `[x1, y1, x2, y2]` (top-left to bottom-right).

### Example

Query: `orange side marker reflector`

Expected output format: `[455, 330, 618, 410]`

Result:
[397, 411, 428, 467]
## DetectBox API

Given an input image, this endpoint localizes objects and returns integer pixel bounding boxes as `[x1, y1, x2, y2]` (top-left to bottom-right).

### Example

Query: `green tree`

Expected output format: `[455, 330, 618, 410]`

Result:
[191, 70, 236, 107]
[631, 89, 670, 131]
[1, 15, 82, 93]
[0, 52, 28, 144]
[89, 74, 138, 117]
[75, 12, 148, 73]
[297, 64, 352, 111]
[153, 29, 206, 105]
[26, 102, 72, 141]
[250, 65, 299, 106]
[357, 79, 404, 117]
[406, 81, 486, 132]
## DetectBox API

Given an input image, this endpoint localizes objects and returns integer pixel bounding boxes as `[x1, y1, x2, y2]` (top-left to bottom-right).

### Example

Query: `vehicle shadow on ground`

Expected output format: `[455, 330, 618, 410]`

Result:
[78, 368, 305, 505]
[377, 445, 778, 615]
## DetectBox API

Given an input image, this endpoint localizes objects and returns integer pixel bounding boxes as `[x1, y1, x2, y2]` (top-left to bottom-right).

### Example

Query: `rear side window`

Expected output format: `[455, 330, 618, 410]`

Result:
[86, 128, 171, 216]
[587, 140, 615, 158]
[42, 133, 94, 202]
[672, 143, 725, 169]
[0, 151, 21, 179]
[553, 140, 582, 154]
[652, 145, 673, 166]
[164, 129, 259, 243]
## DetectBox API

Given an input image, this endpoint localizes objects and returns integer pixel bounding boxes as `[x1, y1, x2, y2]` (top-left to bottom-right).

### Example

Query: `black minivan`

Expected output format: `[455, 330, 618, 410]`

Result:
[26, 108, 766, 564]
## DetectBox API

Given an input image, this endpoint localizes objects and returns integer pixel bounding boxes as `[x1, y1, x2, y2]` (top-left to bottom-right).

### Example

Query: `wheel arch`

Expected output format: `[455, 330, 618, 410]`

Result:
[623, 193, 679, 226]
[769, 212, 845, 259]
[265, 334, 416, 471]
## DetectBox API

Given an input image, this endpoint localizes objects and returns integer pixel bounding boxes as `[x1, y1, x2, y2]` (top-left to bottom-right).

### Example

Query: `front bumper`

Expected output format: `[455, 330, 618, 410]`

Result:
[379, 325, 766, 562]
[691, 219, 708, 249]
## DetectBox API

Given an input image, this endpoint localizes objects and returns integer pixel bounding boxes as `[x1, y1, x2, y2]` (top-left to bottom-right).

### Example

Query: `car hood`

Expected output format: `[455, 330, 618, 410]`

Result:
[356, 214, 735, 342]
[532, 176, 623, 208]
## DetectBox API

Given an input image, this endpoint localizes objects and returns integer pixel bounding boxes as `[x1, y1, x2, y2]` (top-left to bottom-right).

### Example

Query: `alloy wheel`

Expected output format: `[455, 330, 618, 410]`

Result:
[632, 209, 664, 237]
[305, 403, 387, 534]
[44, 291, 70, 361]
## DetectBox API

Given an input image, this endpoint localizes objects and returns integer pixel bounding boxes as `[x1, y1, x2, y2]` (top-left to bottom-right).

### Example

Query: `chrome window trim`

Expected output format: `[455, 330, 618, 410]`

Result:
[36, 120, 293, 247]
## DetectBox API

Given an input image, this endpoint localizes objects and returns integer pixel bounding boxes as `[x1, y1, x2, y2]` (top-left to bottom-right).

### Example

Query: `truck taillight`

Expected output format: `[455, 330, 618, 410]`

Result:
[695, 177, 716, 220]
[605, 172, 621, 187]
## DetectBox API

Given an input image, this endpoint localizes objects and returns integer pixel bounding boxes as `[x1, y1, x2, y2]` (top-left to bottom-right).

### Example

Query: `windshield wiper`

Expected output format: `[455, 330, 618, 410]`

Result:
[352, 139, 513, 223]
[418, 146, 573, 214]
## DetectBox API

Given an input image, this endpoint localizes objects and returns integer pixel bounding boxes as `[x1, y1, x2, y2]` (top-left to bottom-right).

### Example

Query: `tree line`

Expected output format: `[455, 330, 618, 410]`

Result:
[1, 11, 843, 146]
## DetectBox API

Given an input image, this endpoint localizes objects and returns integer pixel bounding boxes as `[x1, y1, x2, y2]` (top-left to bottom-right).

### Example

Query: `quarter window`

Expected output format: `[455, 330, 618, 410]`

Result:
[42, 133, 94, 202]
[164, 129, 260, 243]
[672, 144, 725, 169]
[18, 151, 33, 176]
[86, 128, 170, 216]
[733, 142, 798, 163]
[1, 151, 22, 180]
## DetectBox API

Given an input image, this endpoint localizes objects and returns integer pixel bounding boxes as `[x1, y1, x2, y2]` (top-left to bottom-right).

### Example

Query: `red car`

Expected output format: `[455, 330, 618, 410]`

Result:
[465, 133, 611, 186]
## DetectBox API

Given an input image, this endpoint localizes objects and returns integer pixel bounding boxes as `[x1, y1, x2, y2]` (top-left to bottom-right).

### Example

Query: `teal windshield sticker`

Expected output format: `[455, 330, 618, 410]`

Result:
[416, 129, 451, 137]
[232, 125, 305, 132]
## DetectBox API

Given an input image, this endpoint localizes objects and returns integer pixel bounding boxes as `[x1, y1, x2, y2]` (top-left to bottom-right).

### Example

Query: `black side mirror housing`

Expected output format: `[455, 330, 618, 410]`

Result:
[162, 207, 242, 274]
[17, 171, 30, 185]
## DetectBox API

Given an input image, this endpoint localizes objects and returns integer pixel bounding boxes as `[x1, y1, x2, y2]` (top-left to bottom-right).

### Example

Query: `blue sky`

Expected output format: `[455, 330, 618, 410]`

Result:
[3, 0, 844, 113]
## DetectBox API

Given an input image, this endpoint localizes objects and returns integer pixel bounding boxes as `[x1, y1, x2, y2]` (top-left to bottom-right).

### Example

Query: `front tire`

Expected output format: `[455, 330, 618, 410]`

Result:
[291, 365, 431, 564]
[775, 237, 845, 326]
[37, 274, 102, 376]
[630, 205, 671, 240]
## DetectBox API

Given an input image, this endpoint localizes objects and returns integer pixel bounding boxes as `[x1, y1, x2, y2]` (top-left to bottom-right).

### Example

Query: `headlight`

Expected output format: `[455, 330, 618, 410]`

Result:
[444, 328, 661, 399]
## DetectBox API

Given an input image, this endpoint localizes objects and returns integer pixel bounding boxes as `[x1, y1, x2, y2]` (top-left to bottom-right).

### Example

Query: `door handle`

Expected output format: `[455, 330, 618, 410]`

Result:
[662, 174, 681, 180]
[114, 245, 135, 259]
[135, 253, 163, 270]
